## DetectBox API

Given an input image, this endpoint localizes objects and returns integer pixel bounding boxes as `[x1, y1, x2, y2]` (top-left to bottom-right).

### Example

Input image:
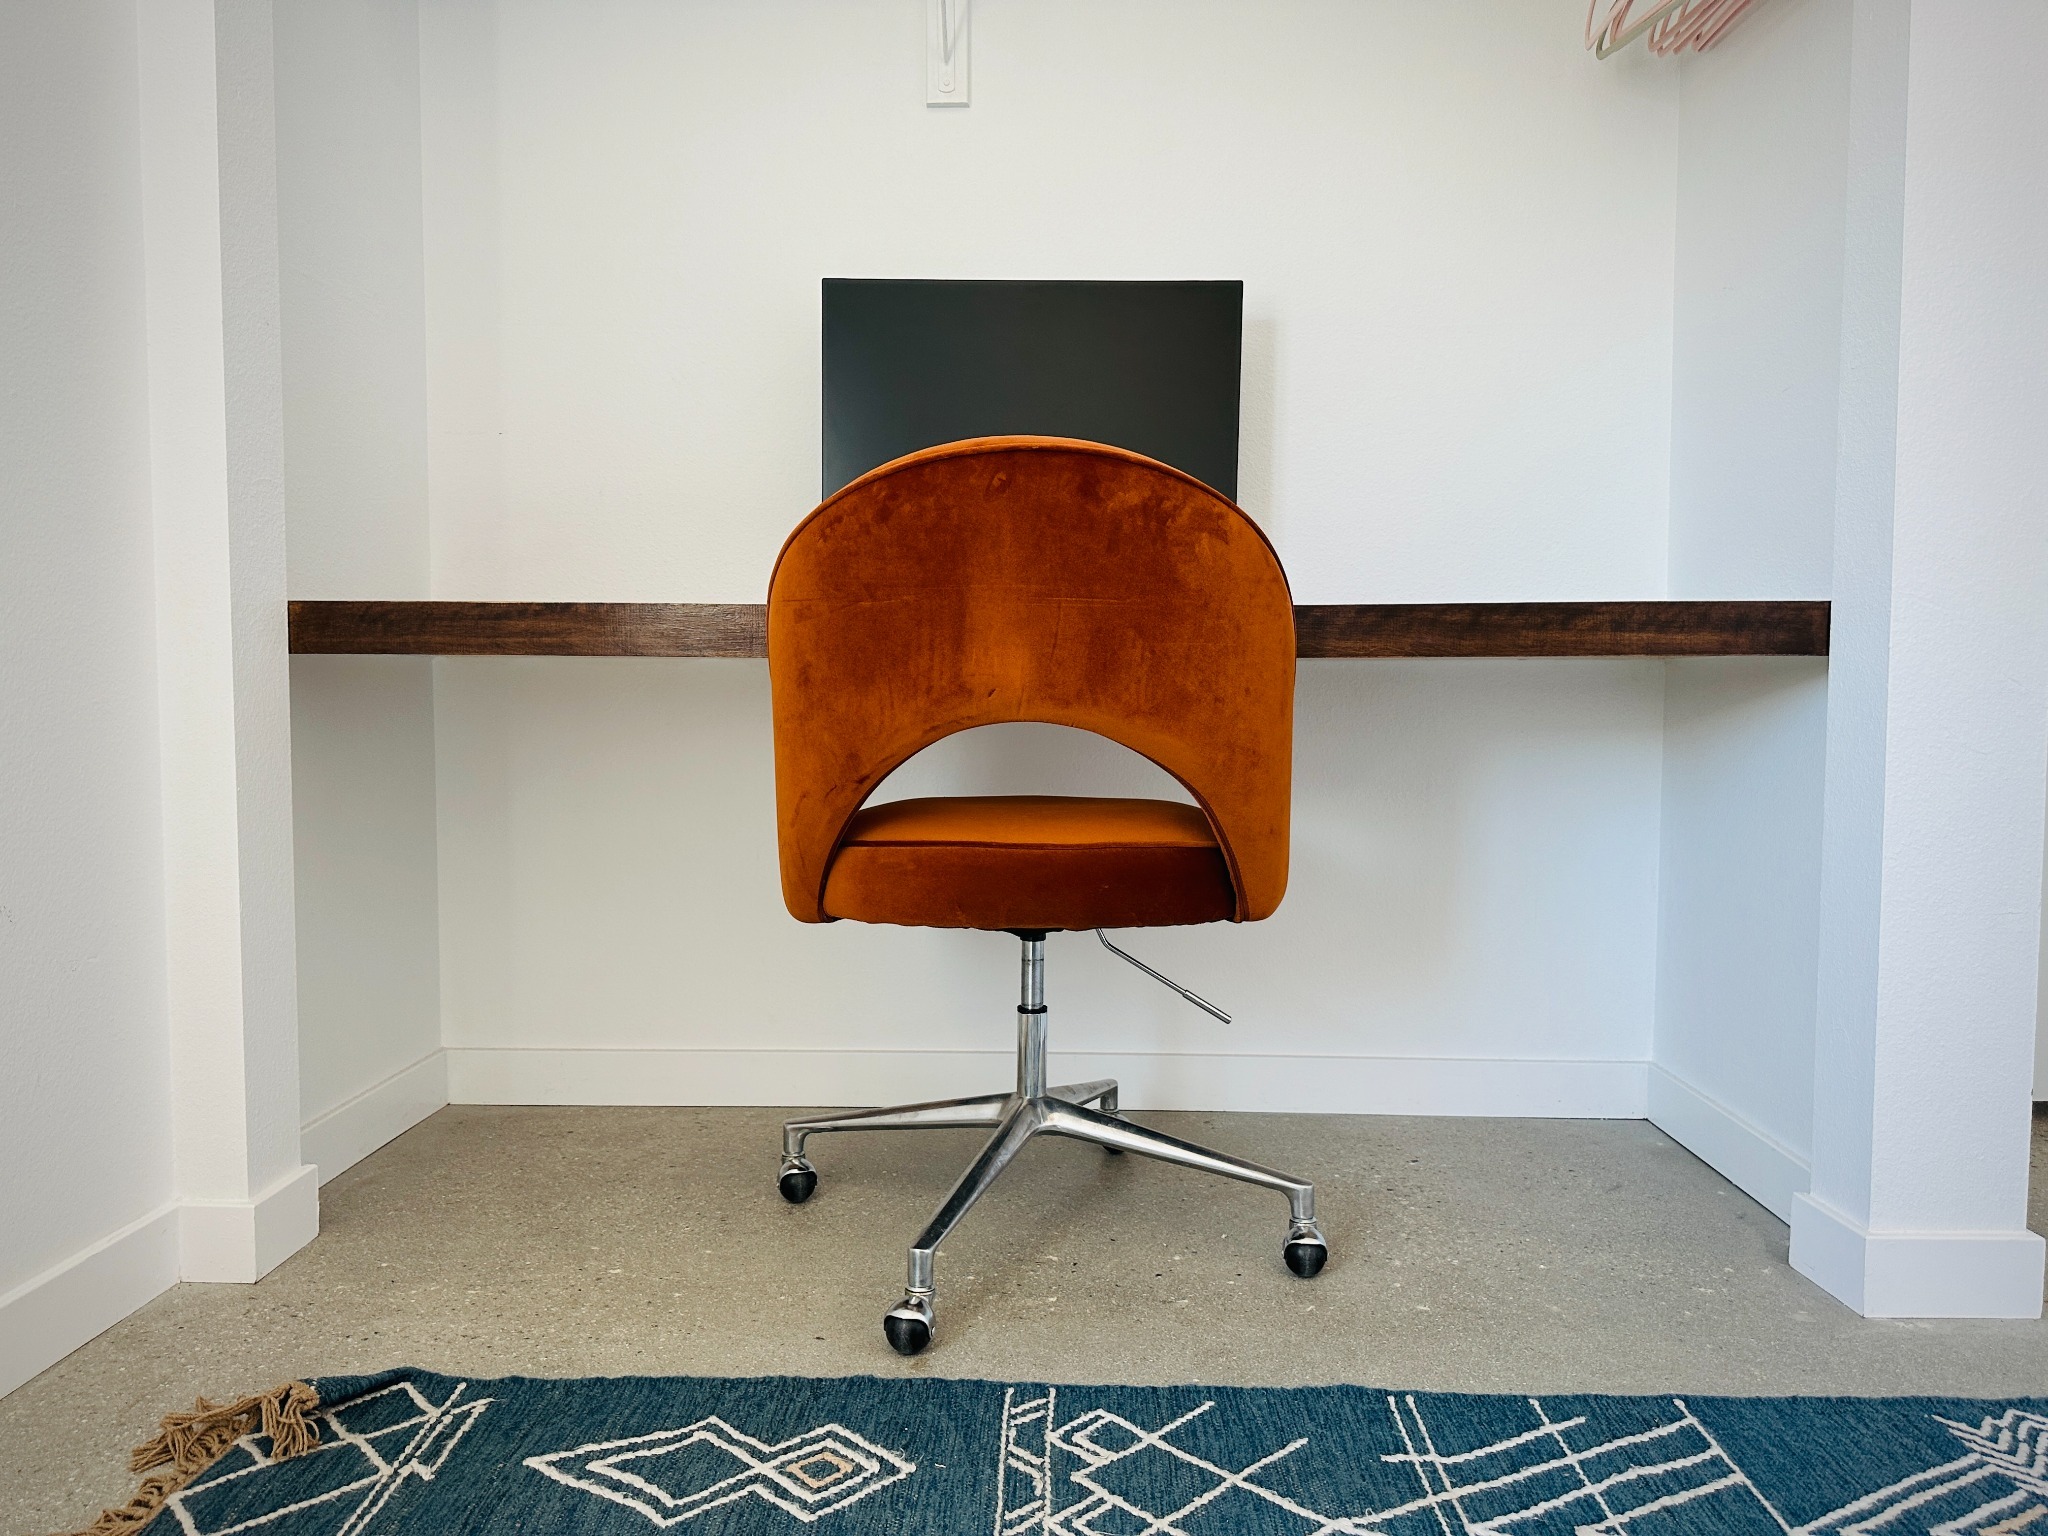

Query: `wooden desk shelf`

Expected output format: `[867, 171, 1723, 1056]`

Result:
[289, 599, 1828, 660]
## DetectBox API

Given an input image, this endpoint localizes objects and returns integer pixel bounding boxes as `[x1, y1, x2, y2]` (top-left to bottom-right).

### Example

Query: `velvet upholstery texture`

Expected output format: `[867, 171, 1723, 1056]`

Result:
[768, 437, 1295, 930]
[822, 796, 1237, 931]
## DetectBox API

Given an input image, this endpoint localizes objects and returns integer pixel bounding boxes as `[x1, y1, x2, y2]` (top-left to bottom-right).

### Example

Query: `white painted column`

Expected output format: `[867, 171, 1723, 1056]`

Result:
[139, 0, 317, 1282]
[2037, 789, 2048, 1100]
[1794, 0, 2048, 1318]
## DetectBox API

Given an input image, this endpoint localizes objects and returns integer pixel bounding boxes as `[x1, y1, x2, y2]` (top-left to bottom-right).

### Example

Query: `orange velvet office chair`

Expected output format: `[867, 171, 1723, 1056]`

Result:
[767, 436, 1325, 1355]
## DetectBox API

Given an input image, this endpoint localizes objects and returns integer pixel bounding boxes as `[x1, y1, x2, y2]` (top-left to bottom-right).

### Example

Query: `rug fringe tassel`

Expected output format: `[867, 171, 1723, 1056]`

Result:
[59, 1382, 320, 1536]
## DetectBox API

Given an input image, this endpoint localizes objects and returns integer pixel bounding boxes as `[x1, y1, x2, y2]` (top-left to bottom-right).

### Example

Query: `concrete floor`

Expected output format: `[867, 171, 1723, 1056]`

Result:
[6, 1104, 2048, 1533]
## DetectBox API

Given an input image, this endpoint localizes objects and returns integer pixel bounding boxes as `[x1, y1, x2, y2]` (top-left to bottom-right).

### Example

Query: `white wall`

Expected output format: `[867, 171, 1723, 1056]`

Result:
[1665, 0, 1848, 602]
[277, 0, 430, 601]
[0, 0, 182, 1395]
[1650, 0, 1848, 1218]
[438, 658, 1662, 1112]
[1652, 660, 1828, 1216]
[5, 0, 326, 1398]
[289, 657, 444, 1176]
[275, 0, 448, 1179]
[140, 0, 317, 1285]
[418, 0, 1680, 1113]
[1793, 0, 2048, 1318]
[423, 1, 1677, 606]
[2039, 781, 2048, 1100]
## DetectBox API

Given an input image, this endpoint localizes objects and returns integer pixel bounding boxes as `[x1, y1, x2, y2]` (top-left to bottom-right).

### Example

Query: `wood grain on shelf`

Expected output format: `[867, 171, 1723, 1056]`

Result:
[290, 599, 1829, 659]
[1289, 600, 1829, 658]
[289, 600, 768, 658]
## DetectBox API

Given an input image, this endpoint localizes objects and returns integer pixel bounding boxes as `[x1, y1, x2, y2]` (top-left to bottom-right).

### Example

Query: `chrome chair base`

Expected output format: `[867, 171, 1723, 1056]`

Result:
[777, 933, 1327, 1355]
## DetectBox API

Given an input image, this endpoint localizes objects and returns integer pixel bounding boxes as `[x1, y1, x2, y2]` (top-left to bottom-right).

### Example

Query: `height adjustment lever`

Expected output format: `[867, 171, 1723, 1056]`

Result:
[1095, 930, 1232, 1024]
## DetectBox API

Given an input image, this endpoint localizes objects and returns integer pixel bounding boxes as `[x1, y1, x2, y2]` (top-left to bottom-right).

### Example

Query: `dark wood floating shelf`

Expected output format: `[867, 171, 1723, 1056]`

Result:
[290, 599, 1828, 660]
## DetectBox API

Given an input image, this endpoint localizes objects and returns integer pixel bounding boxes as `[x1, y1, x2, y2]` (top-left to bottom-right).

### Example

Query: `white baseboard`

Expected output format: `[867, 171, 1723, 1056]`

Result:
[179, 1164, 321, 1284]
[446, 1047, 1649, 1118]
[1, 1165, 327, 1398]
[0, 1204, 180, 1398]
[301, 1049, 450, 1185]
[1645, 1065, 1809, 1221]
[1790, 1191, 2047, 1318]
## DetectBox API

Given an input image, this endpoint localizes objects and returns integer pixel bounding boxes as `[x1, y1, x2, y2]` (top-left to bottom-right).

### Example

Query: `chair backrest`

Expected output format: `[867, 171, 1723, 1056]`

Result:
[768, 436, 1295, 924]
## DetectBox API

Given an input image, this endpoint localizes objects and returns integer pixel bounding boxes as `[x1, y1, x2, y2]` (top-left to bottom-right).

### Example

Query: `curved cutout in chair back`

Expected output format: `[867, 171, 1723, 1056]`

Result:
[870, 720, 1198, 805]
[768, 436, 1295, 924]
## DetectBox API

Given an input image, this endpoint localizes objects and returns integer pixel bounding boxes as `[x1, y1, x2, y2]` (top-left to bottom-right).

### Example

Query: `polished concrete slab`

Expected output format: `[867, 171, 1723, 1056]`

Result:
[5, 1104, 2047, 1534]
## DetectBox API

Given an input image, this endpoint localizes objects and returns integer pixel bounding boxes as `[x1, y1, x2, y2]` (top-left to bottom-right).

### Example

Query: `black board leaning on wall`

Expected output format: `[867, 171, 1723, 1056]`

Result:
[821, 278, 1243, 501]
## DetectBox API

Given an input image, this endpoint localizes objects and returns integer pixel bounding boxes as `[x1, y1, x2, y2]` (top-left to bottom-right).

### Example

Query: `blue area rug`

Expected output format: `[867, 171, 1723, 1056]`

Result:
[146, 1368, 2048, 1534]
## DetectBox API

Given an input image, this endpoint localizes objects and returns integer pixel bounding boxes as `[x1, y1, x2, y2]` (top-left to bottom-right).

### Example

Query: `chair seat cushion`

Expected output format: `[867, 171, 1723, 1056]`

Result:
[820, 795, 1237, 931]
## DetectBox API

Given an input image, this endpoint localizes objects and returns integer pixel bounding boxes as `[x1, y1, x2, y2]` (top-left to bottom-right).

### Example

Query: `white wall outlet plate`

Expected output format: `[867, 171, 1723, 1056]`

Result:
[927, 0, 970, 106]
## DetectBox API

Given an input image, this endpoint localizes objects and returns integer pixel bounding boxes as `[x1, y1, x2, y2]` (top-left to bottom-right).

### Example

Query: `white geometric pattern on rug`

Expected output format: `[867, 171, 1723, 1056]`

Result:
[524, 1417, 916, 1527]
[998, 1386, 1345, 1536]
[165, 1379, 491, 1536]
[993, 1389, 2048, 1536]
[1806, 1408, 2048, 1536]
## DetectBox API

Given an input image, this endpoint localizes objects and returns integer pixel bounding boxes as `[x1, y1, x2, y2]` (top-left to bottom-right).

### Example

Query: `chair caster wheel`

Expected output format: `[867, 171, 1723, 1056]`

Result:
[883, 1294, 934, 1356]
[778, 1159, 817, 1204]
[1284, 1220, 1328, 1278]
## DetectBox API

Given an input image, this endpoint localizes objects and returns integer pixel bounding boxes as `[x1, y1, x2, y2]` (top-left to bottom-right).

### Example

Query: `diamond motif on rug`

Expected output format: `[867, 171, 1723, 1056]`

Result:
[67, 1368, 2048, 1534]
[524, 1416, 916, 1527]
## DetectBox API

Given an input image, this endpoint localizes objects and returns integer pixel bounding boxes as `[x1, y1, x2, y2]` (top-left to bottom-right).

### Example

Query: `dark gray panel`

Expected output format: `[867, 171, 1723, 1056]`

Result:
[822, 279, 1242, 499]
